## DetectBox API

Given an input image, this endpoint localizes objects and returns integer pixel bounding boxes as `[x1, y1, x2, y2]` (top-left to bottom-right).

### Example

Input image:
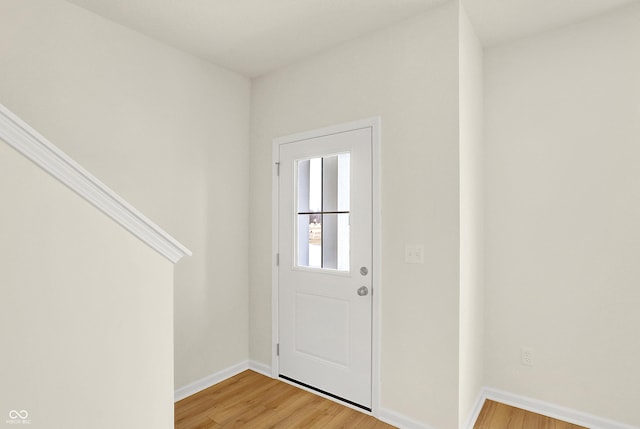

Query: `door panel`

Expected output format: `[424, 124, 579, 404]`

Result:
[277, 126, 372, 410]
[295, 292, 349, 366]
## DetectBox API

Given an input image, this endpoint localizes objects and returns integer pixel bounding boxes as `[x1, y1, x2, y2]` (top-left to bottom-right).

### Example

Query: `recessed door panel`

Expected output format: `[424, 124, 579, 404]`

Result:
[295, 292, 349, 367]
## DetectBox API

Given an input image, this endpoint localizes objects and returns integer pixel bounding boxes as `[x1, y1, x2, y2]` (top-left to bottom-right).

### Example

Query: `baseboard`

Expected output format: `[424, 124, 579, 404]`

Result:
[248, 360, 272, 377]
[462, 390, 487, 429]
[174, 361, 251, 402]
[379, 408, 437, 429]
[174, 360, 273, 402]
[480, 387, 639, 429]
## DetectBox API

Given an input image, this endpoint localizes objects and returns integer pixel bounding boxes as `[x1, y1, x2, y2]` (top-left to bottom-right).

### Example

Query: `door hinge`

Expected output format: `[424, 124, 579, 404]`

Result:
[276, 343, 280, 356]
[275, 162, 280, 176]
[276, 253, 279, 266]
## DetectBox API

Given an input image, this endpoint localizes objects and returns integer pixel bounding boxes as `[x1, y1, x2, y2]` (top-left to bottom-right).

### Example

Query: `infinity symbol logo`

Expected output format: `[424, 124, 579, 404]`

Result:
[9, 410, 28, 419]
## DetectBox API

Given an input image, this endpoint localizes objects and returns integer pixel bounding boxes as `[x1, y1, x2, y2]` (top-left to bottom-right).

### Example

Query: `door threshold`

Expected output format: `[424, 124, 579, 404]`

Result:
[279, 374, 371, 412]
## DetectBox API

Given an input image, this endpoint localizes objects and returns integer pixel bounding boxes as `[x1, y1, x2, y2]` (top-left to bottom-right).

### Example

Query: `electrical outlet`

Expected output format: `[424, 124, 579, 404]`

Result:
[521, 347, 534, 367]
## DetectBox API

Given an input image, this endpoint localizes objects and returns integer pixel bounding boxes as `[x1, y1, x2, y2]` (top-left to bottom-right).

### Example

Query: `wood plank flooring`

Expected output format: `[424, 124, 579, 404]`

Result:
[175, 370, 396, 428]
[474, 400, 588, 429]
[176, 370, 588, 429]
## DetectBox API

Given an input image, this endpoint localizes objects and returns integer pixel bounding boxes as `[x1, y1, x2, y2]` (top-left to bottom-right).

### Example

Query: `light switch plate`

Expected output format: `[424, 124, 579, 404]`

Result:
[405, 244, 424, 264]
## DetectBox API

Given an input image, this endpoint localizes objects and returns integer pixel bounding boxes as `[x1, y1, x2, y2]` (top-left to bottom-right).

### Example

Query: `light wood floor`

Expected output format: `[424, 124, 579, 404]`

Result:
[176, 370, 588, 429]
[175, 370, 396, 428]
[474, 400, 588, 429]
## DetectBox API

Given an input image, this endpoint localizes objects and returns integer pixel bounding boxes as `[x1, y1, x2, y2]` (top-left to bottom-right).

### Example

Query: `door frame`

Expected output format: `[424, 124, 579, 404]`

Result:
[271, 117, 381, 416]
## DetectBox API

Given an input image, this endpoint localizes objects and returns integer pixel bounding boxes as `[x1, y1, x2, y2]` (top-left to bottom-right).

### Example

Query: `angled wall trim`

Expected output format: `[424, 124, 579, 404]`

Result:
[0, 103, 192, 264]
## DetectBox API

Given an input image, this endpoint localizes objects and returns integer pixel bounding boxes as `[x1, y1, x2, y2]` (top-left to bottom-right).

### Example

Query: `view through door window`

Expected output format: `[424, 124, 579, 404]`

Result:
[296, 153, 350, 270]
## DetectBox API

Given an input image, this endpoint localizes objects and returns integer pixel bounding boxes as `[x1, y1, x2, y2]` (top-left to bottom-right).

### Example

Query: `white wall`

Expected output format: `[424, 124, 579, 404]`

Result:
[484, 2, 640, 426]
[0, 140, 174, 428]
[458, 5, 484, 427]
[250, 2, 462, 427]
[0, 0, 251, 390]
[9, 0, 636, 427]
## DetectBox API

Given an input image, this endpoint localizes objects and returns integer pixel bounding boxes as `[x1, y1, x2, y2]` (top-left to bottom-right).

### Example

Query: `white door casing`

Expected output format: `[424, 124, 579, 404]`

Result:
[272, 118, 380, 413]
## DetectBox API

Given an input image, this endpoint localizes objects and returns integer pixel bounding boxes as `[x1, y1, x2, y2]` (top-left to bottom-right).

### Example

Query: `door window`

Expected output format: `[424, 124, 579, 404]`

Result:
[296, 153, 350, 271]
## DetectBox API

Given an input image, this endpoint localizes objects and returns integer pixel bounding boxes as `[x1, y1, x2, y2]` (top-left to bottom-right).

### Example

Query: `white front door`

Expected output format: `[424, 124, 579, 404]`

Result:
[276, 124, 373, 411]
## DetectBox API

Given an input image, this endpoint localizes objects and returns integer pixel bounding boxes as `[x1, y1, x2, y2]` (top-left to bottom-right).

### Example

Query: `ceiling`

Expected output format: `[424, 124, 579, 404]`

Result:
[65, 0, 637, 77]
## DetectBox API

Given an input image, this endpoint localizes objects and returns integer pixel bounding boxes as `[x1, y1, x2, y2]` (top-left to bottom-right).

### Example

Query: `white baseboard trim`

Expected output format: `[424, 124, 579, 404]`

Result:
[462, 390, 487, 429]
[174, 361, 251, 402]
[479, 387, 639, 429]
[379, 408, 436, 429]
[248, 360, 272, 377]
[174, 360, 273, 403]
